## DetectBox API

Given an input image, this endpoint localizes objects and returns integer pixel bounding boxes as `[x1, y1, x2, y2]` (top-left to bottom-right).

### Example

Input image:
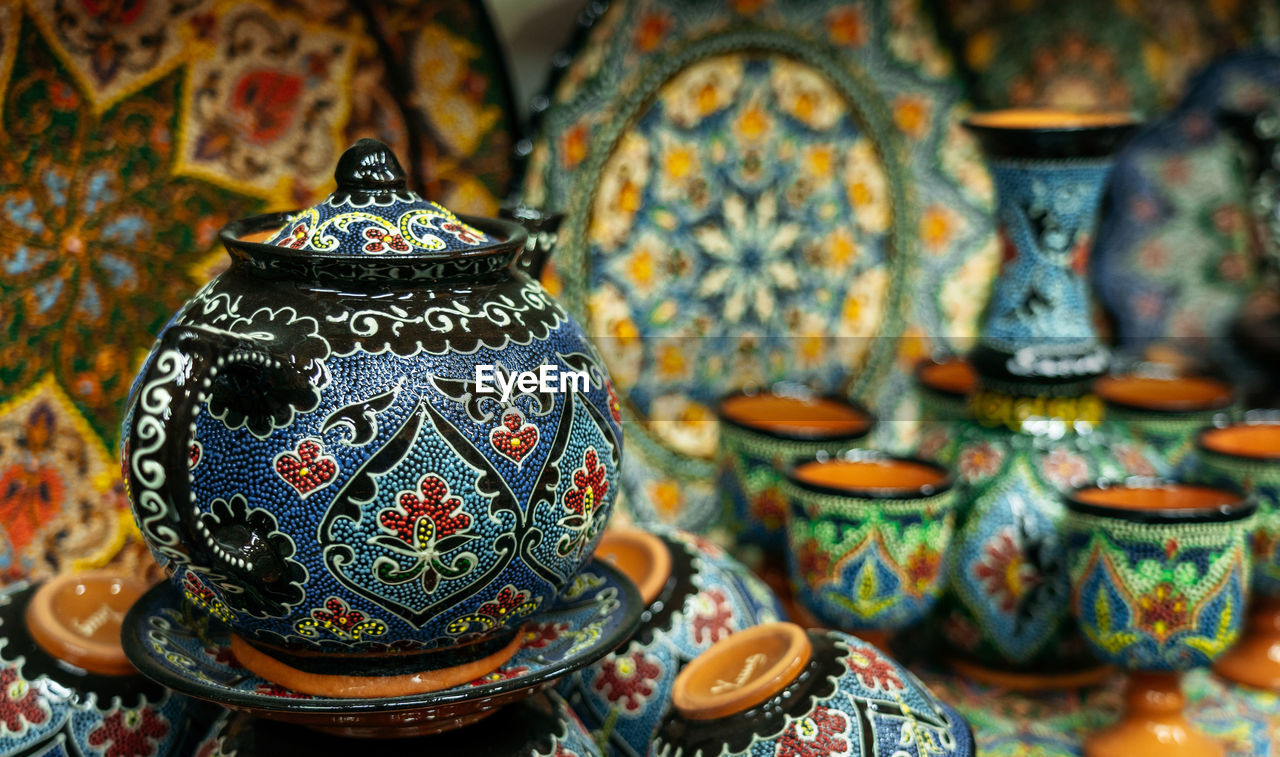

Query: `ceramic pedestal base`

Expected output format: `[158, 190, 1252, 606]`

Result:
[230, 629, 525, 699]
[1214, 597, 1280, 691]
[948, 658, 1112, 691]
[1085, 672, 1223, 757]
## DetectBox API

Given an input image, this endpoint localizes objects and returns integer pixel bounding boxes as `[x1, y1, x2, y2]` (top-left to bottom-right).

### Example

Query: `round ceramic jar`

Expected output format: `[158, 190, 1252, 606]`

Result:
[914, 357, 977, 461]
[120, 140, 623, 692]
[653, 623, 974, 757]
[1094, 373, 1236, 472]
[0, 572, 204, 756]
[558, 526, 783, 756]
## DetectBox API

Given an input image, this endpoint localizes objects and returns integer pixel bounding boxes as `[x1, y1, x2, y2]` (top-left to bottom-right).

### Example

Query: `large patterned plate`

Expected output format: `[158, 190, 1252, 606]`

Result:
[520, 0, 998, 530]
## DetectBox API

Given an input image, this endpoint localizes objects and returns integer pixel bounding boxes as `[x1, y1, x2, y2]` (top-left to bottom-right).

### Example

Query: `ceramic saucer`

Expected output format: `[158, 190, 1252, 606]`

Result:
[122, 558, 642, 738]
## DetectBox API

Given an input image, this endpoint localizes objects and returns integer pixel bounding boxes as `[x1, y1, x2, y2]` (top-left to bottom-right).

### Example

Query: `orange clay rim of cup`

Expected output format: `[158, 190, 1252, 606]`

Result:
[963, 109, 1139, 131]
[715, 386, 875, 443]
[671, 622, 813, 721]
[26, 571, 150, 677]
[1094, 374, 1235, 414]
[1064, 477, 1254, 525]
[593, 527, 672, 607]
[914, 357, 977, 399]
[1197, 422, 1280, 462]
[784, 449, 955, 501]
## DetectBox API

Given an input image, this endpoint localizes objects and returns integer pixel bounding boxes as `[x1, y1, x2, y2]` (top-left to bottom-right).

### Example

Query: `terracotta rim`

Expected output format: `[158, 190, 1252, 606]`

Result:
[1094, 374, 1234, 414]
[1064, 478, 1254, 524]
[230, 628, 525, 698]
[25, 571, 149, 677]
[784, 449, 954, 501]
[964, 108, 1138, 130]
[593, 527, 672, 607]
[915, 357, 977, 398]
[671, 622, 812, 720]
[716, 388, 875, 443]
[1197, 422, 1280, 462]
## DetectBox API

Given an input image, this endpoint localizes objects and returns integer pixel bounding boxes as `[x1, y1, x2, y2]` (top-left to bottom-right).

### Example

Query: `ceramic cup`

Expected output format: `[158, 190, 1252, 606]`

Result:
[652, 622, 974, 757]
[782, 450, 956, 648]
[716, 386, 873, 552]
[1094, 372, 1235, 471]
[1192, 421, 1280, 691]
[913, 356, 977, 462]
[1063, 479, 1256, 757]
[0, 572, 204, 756]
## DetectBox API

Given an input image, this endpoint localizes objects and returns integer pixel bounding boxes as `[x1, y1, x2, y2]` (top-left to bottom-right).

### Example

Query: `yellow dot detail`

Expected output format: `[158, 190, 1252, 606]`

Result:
[299, 467, 310, 476]
[510, 438, 521, 447]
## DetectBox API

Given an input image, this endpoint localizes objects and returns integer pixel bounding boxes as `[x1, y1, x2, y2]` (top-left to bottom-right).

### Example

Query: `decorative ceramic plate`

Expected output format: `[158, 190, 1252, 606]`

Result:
[520, 0, 998, 529]
[121, 558, 641, 736]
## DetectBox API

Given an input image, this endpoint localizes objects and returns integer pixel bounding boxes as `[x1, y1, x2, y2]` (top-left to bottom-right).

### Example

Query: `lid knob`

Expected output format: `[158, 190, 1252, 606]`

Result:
[333, 138, 407, 201]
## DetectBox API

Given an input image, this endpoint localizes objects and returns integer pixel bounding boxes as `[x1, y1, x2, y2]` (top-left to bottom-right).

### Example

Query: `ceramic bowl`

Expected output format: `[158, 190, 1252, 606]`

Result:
[653, 622, 974, 757]
[558, 526, 783, 756]
[0, 572, 205, 756]
[716, 386, 874, 551]
[1095, 372, 1236, 471]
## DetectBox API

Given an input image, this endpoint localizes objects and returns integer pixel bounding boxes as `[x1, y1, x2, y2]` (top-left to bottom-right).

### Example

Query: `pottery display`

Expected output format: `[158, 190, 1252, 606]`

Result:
[932, 110, 1171, 684]
[652, 622, 975, 756]
[192, 689, 601, 756]
[1191, 421, 1280, 691]
[520, 0, 1000, 531]
[1063, 479, 1256, 757]
[717, 387, 873, 551]
[558, 526, 783, 756]
[0, 572, 205, 757]
[1095, 372, 1236, 471]
[120, 557, 642, 737]
[782, 450, 957, 646]
[119, 139, 624, 696]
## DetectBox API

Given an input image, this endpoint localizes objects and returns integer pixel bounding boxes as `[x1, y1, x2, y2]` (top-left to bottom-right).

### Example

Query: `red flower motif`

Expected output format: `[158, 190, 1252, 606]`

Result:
[958, 442, 1003, 480]
[904, 544, 942, 596]
[795, 538, 832, 585]
[564, 449, 608, 519]
[1114, 442, 1156, 478]
[1137, 582, 1188, 641]
[972, 530, 1039, 613]
[774, 706, 849, 757]
[522, 622, 568, 649]
[0, 668, 47, 733]
[476, 585, 537, 620]
[844, 644, 903, 692]
[310, 597, 370, 634]
[231, 70, 303, 144]
[691, 588, 733, 645]
[282, 223, 309, 249]
[87, 708, 170, 757]
[750, 486, 787, 532]
[1041, 447, 1089, 490]
[606, 381, 622, 423]
[592, 650, 662, 712]
[440, 220, 486, 246]
[362, 226, 410, 253]
[380, 475, 471, 546]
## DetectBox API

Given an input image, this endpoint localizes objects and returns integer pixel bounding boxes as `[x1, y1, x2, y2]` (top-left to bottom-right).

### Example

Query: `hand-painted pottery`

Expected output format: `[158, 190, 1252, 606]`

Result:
[193, 689, 600, 755]
[717, 388, 874, 551]
[782, 451, 956, 646]
[519, 0, 1000, 532]
[557, 526, 783, 757]
[933, 110, 1169, 684]
[1191, 422, 1280, 691]
[1094, 372, 1236, 471]
[915, 357, 977, 458]
[0, 0, 518, 585]
[119, 139, 624, 695]
[121, 557, 641, 738]
[0, 573, 205, 757]
[652, 622, 975, 757]
[1063, 480, 1256, 757]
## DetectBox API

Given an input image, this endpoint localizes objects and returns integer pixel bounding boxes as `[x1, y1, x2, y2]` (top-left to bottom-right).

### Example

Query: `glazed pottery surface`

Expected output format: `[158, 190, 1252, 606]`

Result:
[0, 577, 205, 757]
[120, 140, 623, 665]
[783, 451, 957, 634]
[653, 623, 974, 757]
[558, 527, 783, 757]
[193, 689, 600, 754]
[120, 557, 641, 737]
[1095, 373, 1236, 472]
[717, 388, 873, 550]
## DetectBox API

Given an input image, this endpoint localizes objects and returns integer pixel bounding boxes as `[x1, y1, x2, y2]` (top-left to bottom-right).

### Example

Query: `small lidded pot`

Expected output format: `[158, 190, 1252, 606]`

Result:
[1094, 371, 1235, 470]
[653, 622, 974, 757]
[716, 385, 874, 551]
[121, 139, 623, 696]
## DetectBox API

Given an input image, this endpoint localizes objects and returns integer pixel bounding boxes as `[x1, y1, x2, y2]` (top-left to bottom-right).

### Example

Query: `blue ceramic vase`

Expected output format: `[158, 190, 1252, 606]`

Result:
[120, 140, 623, 691]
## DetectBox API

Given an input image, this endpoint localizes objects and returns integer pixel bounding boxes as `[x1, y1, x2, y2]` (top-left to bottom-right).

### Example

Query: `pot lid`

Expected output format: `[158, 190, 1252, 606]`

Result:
[264, 138, 495, 255]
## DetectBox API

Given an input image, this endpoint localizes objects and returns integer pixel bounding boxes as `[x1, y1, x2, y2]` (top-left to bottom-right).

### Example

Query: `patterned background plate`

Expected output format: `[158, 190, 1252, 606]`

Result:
[520, 0, 998, 530]
[120, 558, 641, 733]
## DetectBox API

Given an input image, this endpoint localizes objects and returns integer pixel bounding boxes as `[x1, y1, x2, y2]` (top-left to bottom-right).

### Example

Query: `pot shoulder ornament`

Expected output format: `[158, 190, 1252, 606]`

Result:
[120, 140, 623, 690]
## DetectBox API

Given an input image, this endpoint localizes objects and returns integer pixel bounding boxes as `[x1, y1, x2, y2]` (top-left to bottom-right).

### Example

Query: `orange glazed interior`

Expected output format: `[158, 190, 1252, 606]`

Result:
[1074, 483, 1240, 512]
[719, 393, 870, 437]
[793, 458, 946, 493]
[671, 622, 812, 720]
[593, 527, 672, 607]
[25, 571, 149, 677]
[1095, 375, 1232, 412]
[966, 109, 1137, 129]
[918, 359, 977, 395]
[1201, 424, 1280, 460]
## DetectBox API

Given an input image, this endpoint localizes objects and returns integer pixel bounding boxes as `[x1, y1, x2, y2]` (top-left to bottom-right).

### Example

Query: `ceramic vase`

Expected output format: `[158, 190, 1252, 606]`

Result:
[933, 111, 1169, 684]
[1094, 372, 1236, 472]
[558, 526, 783, 757]
[120, 139, 623, 697]
[652, 622, 974, 757]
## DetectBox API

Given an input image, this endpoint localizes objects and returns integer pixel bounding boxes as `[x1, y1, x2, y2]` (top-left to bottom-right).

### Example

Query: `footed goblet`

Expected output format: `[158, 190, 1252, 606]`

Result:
[1063, 479, 1256, 757]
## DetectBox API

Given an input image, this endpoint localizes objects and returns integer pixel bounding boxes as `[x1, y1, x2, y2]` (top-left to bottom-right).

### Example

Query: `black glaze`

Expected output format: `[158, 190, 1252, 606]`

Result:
[629, 533, 700, 648]
[963, 119, 1139, 160]
[1064, 478, 1256, 525]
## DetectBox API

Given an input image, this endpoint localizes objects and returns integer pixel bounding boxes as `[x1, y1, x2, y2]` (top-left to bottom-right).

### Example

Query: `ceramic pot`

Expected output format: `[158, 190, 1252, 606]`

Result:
[652, 622, 974, 757]
[782, 450, 956, 646]
[193, 689, 599, 754]
[935, 110, 1171, 685]
[120, 139, 623, 696]
[558, 526, 782, 757]
[914, 357, 977, 461]
[1191, 421, 1280, 690]
[716, 386, 873, 552]
[1063, 480, 1255, 757]
[0, 572, 205, 757]
[1094, 372, 1236, 471]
